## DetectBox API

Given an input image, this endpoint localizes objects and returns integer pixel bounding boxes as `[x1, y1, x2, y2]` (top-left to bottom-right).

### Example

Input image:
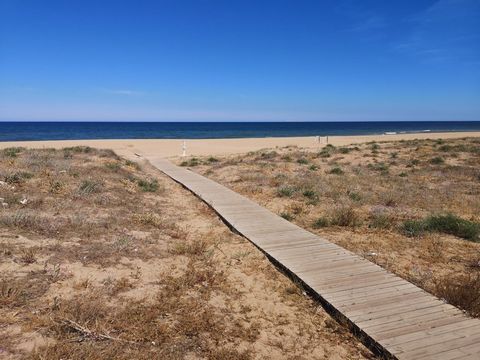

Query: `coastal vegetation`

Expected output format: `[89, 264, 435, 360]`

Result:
[189, 137, 480, 317]
[0, 147, 372, 359]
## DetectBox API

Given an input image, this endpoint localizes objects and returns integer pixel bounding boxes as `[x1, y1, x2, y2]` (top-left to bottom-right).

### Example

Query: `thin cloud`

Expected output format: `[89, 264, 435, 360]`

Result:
[334, 1, 386, 32]
[348, 14, 386, 33]
[101, 89, 145, 96]
[394, 0, 480, 65]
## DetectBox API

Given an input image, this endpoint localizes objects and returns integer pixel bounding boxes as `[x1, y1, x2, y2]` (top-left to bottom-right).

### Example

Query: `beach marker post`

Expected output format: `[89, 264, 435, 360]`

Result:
[182, 140, 186, 157]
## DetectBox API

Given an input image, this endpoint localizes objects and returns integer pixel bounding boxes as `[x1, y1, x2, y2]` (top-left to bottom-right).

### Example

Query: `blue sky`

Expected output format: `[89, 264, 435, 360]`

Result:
[0, 0, 479, 121]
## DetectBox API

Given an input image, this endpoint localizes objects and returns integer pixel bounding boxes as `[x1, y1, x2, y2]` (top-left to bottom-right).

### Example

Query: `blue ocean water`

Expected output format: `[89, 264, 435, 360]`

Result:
[0, 121, 479, 141]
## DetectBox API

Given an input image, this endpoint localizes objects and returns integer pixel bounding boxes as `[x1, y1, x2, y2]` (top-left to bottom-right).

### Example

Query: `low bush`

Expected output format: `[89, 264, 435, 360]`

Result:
[280, 212, 294, 221]
[330, 206, 361, 227]
[137, 179, 159, 192]
[78, 180, 102, 195]
[277, 186, 295, 197]
[312, 217, 329, 228]
[105, 162, 121, 171]
[180, 158, 200, 167]
[328, 167, 344, 175]
[348, 191, 362, 202]
[425, 214, 479, 242]
[434, 273, 480, 317]
[302, 189, 318, 200]
[430, 156, 445, 165]
[4, 171, 34, 184]
[401, 214, 480, 242]
[3, 147, 24, 157]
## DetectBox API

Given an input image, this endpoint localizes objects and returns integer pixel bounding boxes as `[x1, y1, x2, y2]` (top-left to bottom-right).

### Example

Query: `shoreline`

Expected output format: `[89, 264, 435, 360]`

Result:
[0, 131, 479, 158]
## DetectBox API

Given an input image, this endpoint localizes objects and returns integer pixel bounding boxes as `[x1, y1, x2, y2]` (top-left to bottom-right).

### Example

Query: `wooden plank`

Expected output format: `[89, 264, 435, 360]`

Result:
[149, 158, 480, 360]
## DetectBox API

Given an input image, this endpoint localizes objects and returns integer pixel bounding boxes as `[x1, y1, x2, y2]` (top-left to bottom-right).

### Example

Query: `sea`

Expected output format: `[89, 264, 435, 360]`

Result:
[0, 121, 479, 141]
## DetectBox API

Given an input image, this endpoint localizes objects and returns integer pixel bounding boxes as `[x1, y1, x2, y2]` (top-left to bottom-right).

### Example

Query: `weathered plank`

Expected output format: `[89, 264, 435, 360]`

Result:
[149, 158, 480, 360]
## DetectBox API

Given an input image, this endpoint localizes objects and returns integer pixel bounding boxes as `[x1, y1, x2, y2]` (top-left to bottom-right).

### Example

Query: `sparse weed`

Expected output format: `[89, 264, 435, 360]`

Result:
[430, 156, 445, 165]
[137, 178, 159, 192]
[78, 179, 102, 195]
[125, 159, 141, 170]
[312, 217, 329, 228]
[3, 147, 24, 157]
[434, 273, 480, 317]
[19, 248, 37, 264]
[330, 206, 361, 227]
[105, 162, 121, 171]
[280, 212, 294, 221]
[328, 167, 344, 175]
[277, 185, 295, 197]
[348, 191, 362, 202]
[180, 157, 200, 167]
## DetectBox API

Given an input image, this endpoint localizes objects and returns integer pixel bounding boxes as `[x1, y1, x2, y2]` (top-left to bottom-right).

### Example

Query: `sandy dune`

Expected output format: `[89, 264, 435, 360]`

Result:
[0, 131, 479, 158]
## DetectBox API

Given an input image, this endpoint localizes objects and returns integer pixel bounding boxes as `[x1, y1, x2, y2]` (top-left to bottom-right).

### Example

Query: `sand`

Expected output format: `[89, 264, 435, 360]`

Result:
[0, 131, 479, 158]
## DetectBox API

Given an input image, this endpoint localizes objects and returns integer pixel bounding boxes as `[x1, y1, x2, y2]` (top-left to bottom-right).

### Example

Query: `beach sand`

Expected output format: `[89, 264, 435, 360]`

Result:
[0, 131, 479, 158]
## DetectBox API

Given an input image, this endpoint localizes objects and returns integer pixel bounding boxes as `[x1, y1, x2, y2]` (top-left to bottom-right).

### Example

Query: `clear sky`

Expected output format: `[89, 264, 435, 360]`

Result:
[0, 0, 479, 121]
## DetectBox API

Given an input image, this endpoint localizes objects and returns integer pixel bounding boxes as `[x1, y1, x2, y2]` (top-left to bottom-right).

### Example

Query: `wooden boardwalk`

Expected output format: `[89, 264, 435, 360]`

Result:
[149, 157, 480, 360]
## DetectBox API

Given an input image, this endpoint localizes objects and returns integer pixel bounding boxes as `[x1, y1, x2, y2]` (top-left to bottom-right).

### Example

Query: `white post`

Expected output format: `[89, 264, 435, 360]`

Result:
[182, 140, 186, 157]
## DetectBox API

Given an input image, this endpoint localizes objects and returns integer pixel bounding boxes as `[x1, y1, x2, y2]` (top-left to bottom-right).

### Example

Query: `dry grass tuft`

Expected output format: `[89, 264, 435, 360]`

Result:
[434, 273, 480, 317]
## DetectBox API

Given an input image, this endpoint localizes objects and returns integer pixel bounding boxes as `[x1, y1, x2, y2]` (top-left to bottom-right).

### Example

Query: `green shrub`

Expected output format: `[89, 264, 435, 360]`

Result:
[138, 179, 159, 192]
[297, 158, 309, 164]
[277, 186, 295, 197]
[63, 146, 93, 154]
[328, 167, 344, 175]
[338, 147, 351, 154]
[430, 156, 445, 165]
[79, 180, 102, 195]
[4, 171, 34, 184]
[3, 147, 24, 157]
[180, 158, 200, 167]
[105, 162, 121, 171]
[280, 212, 294, 221]
[125, 159, 141, 170]
[207, 156, 219, 163]
[408, 159, 420, 167]
[302, 189, 318, 200]
[313, 217, 329, 228]
[401, 214, 480, 242]
[369, 162, 389, 173]
[308, 164, 318, 171]
[439, 145, 452, 152]
[348, 192, 362, 202]
[401, 219, 426, 237]
[425, 214, 480, 242]
[399, 172, 408, 177]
